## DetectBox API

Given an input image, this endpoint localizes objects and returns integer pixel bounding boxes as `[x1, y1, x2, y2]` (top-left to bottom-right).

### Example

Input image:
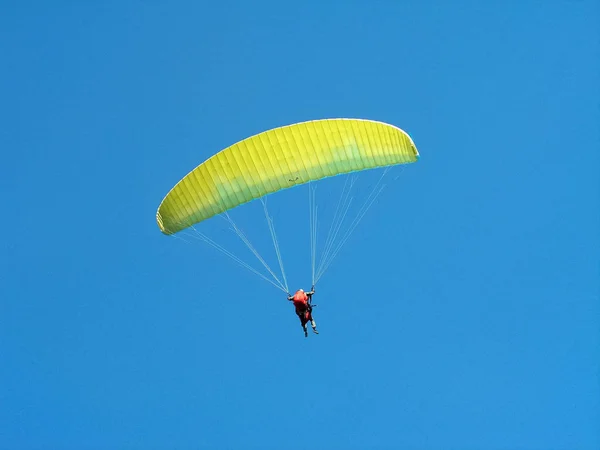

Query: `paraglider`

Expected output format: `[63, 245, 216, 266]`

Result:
[288, 287, 318, 337]
[156, 118, 419, 335]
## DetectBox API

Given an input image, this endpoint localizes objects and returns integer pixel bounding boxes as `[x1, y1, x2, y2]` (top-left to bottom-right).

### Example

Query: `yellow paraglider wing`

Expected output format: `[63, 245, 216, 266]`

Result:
[156, 118, 419, 235]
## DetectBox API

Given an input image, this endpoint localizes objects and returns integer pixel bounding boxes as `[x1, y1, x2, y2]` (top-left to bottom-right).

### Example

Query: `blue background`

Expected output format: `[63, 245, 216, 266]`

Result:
[2, 1, 599, 449]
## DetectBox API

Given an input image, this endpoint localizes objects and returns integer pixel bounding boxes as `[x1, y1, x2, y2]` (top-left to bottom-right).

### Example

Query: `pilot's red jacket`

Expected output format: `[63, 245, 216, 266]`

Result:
[292, 290, 312, 323]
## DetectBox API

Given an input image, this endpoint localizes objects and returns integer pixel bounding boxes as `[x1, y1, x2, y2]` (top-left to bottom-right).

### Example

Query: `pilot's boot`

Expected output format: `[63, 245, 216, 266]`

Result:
[311, 320, 319, 334]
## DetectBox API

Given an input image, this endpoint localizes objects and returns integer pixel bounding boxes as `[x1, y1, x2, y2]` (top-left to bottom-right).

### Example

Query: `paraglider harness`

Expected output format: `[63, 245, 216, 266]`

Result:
[306, 295, 316, 314]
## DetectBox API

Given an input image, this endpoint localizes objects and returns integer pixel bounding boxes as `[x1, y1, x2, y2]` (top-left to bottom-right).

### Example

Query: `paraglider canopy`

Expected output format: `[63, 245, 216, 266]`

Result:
[156, 118, 419, 235]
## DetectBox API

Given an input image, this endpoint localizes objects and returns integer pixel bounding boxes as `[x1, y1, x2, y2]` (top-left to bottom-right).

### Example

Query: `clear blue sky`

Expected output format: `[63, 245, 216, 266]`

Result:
[2, 1, 599, 449]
